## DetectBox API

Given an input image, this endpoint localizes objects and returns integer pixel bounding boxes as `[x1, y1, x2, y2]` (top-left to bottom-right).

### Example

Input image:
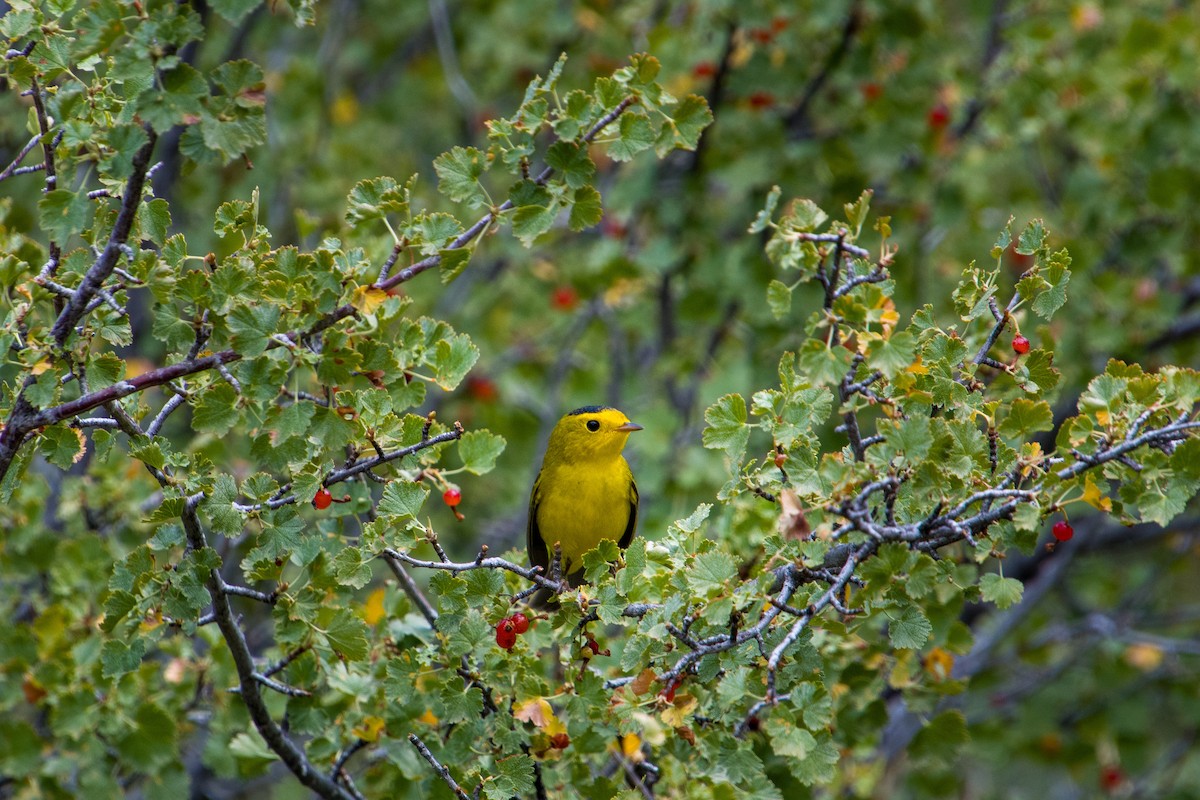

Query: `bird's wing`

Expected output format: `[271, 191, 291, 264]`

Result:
[618, 476, 638, 550]
[526, 470, 549, 573]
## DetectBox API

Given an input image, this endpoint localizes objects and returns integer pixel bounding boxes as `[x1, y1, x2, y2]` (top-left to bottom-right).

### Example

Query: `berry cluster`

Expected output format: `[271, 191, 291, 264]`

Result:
[495, 612, 531, 650]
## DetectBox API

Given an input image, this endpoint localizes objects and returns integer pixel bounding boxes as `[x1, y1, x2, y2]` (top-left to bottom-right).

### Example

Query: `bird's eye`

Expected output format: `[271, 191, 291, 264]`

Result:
[586, 419, 600, 432]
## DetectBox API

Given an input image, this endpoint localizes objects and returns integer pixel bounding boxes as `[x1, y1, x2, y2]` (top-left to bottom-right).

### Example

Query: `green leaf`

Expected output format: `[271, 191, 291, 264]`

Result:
[688, 550, 736, 595]
[1015, 219, 1047, 255]
[227, 304, 280, 357]
[322, 609, 370, 661]
[545, 141, 595, 189]
[980, 573, 1024, 609]
[345, 176, 408, 227]
[888, 605, 932, 649]
[228, 731, 277, 767]
[379, 481, 429, 518]
[671, 503, 712, 534]
[39, 189, 94, 241]
[102, 590, 138, 632]
[1021, 349, 1060, 394]
[702, 393, 749, 461]
[750, 186, 782, 234]
[38, 424, 84, 469]
[209, 0, 260, 24]
[416, 212, 463, 252]
[511, 204, 557, 246]
[432, 333, 479, 389]
[87, 353, 126, 390]
[998, 398, 1054, 440]
[445, 608, 490, 659]
[24, 368, 60, 409]
[668, 93, 713, 150]
[485, 753, 535, 800]
[457, 430, 506, 475]
[115, 702, 177, 772]
[607, 112, 656, 162]
[582, 539, 622, 582]
[192, 382, 240, 436]
[137, 63, 207, 132]
[568, 185, 603, 231]
[200, 103, 266, 162]
[333, 547, 374, 589]
[100, 124, 151, 179]
[909, 709, 969, 766]
[0, 720, 41, 777]
[440, 247, 472, 284]
[101, 638, 146, 678]
[1031, 248, 1072, 319]
[767, 280, 792, 320]
[205, 474, 245, 535]
[867, 331, 916, 378]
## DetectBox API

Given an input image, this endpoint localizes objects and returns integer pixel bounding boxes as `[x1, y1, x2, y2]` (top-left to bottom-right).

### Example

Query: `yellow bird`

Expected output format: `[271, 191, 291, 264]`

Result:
[527, 406, 642, 607]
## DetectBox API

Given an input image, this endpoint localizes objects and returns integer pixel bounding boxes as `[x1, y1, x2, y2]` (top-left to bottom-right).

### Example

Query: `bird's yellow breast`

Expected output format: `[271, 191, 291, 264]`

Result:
[534, 457, 633, 574]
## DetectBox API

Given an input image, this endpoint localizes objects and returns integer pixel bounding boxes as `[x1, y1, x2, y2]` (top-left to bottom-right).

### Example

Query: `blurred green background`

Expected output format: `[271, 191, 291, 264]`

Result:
[3, 0, 1199, 796]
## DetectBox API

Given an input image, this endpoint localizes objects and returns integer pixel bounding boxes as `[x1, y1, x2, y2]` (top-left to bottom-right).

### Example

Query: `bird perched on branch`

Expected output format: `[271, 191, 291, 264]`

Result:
[527, 406, 642, 608]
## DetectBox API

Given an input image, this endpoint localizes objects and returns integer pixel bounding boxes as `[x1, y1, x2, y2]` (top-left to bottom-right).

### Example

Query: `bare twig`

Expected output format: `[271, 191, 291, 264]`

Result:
[408, 734, 471, 800]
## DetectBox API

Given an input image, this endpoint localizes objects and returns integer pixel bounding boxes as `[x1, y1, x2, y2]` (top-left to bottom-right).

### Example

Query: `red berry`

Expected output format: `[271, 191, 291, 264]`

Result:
[1052, 520, 1074, 542]
[442, 488, 462, 507]
[860, 82, 883, 103]
[495, 619, 517, 650]
[1099, 765, 1124, 792]
[1012, 335, 1031, 354]
[551, 286, 579, 311]
[774, 452, 787, 469]
[692, 61, 717, 79]
[747, 91, 775, 110]
[549, 732, 570, 750]
[465, 375, 498, 402]
[313, 488, 333, 510]
[510, 612, 530, 634]
[928, 103, 950, 129]
[660, 677, 681, 703]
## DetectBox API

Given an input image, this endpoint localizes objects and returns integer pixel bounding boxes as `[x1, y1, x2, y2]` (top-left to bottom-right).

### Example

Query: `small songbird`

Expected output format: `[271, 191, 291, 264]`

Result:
[527, 406, 642, 608]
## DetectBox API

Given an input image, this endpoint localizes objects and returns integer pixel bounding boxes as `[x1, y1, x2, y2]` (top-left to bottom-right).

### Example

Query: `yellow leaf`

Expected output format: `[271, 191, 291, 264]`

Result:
[350, 285, 389, 315]
[923, 646, 954, 682]
[513, 698, 565, 735]
[351, 715, 386, 742]
[906, 355, 929, 375]
[619, 733, 643, 761]
[362, 588, 387, 626]
[631, 711, 666, 747]
[68, 427, 86, 464]
[331, 92, 360, 126]
[660, 692, 697, 728]
[1081, 474, 1113, 512]
[30, 359, 52, 375]
[139, 609, 163, 632]
[1095, 409, 1110, 426]
[603, 277, 642, 308]
[418, 708, 439, 726]
[1123, 642, 1163, 672]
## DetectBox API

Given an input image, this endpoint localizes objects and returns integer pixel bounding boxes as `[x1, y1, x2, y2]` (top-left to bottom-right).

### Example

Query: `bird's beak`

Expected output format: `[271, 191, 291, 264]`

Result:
[615, 421, 644, 432]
